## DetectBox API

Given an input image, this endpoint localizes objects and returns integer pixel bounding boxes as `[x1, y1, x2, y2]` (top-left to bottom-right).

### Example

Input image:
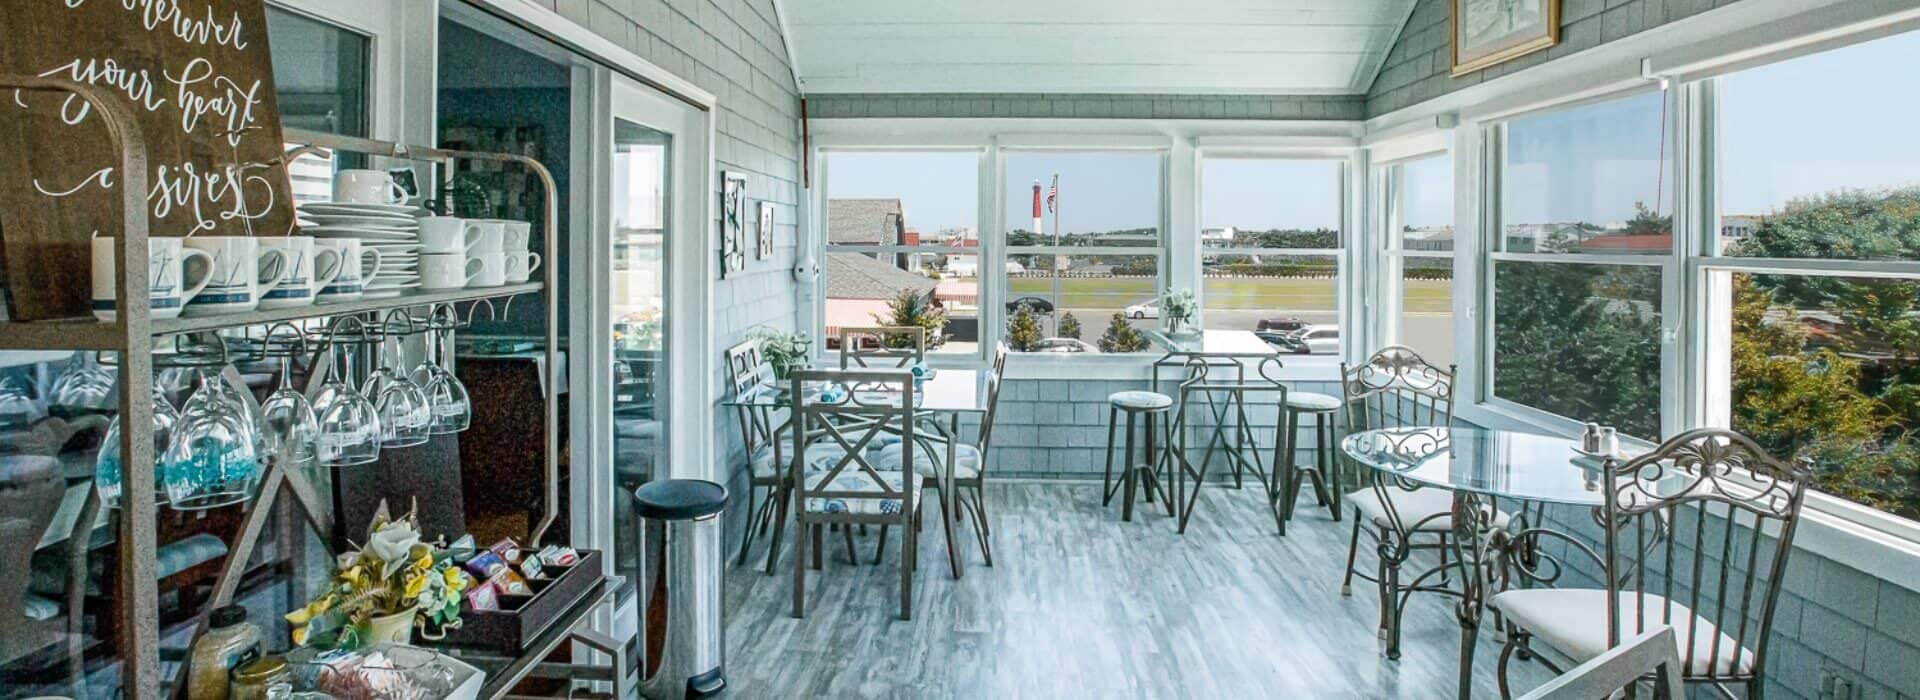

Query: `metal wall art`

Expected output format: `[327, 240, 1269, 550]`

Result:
[719, 172, 747, 277]
[756, 201, 775, 260]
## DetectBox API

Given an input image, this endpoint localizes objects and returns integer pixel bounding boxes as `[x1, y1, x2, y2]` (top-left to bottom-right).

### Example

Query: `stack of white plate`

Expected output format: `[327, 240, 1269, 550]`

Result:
[296, 202, 423, 298]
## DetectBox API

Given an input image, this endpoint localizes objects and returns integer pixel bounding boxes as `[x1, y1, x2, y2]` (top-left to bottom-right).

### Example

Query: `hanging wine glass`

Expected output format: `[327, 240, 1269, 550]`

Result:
[413, 305, 471, 435]
[257, 324, 319, 470]
[363, 311, 430, 448]
[96, 387, 179, 508]
[312, 317, 382, 467]
[161, 341, 262, 511]
[48, 351, 116, 417]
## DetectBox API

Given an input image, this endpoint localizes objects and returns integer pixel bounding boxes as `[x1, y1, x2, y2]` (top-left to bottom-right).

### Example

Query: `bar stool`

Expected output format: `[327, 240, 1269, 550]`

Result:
[1278, 391, 1342, 522]
[1103, 390, 1173, 522]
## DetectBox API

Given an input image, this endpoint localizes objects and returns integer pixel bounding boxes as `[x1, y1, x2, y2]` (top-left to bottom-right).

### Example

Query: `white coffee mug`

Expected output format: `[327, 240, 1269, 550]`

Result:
[470, 220, 507, 255]
[181, 237, 293, 316]
[471, 252, 507, 287]
[257, 237, 343, 310]
[420, 253, 482, 290]
[314, 238, 385, 303]
[333, 169, 408, 205]
[504, 252, 542, 284]
[501, 220, 532, 254]
[91, 237, 214, 320]
[417, 216, 480, 255]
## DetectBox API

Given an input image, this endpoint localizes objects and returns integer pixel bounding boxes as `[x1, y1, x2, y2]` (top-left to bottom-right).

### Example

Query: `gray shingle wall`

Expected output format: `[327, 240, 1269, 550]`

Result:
[804, 93, 1368, 121]
[1366, 0, 1749, 118]
[539, 0, 801, 507]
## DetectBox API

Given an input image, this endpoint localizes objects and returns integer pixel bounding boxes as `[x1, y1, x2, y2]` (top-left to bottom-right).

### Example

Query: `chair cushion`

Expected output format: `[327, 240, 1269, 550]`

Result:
[803, 470, 922, 516]
[1490, 588, 1755, 677]
[1342, 488, 1509, 532]
[1285, 392, 1342, 412]
[874, 443, 982, 480]
[1109, 391, 1173, 411]
[747, 445, 778, 479]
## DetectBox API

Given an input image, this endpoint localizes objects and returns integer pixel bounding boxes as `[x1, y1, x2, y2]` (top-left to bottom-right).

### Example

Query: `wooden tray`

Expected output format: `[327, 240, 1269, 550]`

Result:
[436, 548, 604, 652]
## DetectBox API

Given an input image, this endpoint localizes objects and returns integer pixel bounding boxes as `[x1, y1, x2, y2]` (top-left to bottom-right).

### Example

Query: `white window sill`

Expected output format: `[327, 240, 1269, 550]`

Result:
[1458, 400, 1920, 595]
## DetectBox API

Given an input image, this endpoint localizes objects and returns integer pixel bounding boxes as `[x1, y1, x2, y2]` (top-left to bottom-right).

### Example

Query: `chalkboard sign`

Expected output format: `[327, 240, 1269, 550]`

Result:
[0, 0, 295, 320]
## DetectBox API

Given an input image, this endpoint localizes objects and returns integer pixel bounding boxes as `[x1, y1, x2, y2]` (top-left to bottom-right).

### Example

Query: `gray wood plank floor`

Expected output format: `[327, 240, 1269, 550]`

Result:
[722, 481, 1556, 698]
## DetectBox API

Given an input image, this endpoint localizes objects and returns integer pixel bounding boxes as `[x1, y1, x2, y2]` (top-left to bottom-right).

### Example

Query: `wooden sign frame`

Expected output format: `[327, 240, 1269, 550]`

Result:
[0, 0, 296, 320]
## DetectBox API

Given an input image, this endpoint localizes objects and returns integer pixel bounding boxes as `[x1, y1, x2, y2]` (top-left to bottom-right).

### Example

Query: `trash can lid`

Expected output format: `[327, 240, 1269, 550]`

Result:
[633, 479, 728, 520]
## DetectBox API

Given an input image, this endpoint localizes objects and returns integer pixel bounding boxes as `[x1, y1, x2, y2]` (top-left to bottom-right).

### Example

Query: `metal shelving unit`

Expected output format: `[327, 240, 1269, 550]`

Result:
[0, 75, 566, 699]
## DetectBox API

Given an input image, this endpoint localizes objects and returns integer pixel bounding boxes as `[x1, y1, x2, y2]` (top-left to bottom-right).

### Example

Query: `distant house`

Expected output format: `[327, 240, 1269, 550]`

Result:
[1402, 226, 1455, 252]
[824, 253, 937, 339]
[828, 198, 913, 270]
[1722, 214, 1763, 241]
[1201, 227, 1236, 246]
[1580, 233, 1671, 253]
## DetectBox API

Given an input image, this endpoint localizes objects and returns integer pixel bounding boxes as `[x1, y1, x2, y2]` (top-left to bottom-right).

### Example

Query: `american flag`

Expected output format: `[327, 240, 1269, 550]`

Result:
[1045, 174, 1059, 213]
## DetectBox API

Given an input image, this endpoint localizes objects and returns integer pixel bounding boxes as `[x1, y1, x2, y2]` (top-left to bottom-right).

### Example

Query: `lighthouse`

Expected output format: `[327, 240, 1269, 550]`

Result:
[1032, 181, 1044, 237]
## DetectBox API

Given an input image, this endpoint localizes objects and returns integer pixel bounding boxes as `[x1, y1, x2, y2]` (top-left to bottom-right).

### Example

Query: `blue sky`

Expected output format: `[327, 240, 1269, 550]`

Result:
[826, 30, 1920, 234]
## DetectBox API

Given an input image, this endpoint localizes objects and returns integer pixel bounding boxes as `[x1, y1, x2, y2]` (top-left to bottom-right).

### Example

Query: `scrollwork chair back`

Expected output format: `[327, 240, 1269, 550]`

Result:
[1599, 428, 1812, 686]
[838, 326, 926, 369]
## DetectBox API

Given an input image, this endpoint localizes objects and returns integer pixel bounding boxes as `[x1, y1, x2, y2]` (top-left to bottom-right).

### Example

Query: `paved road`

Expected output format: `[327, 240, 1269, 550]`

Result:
[1051, 308, 1457, 368]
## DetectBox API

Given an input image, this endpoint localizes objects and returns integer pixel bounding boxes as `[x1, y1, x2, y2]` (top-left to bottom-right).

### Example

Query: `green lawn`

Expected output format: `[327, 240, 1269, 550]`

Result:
[1006, 277, 1452, 312]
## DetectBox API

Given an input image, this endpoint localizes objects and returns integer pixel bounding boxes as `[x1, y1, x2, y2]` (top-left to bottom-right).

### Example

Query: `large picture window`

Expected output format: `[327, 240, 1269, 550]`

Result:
[1003, 151, 1163, 353]
[1199, 157, 1343, 356]
[1707, 30, 1920, 522]
[822, 151, 981, 355]
[1490, 90, 1670, 438]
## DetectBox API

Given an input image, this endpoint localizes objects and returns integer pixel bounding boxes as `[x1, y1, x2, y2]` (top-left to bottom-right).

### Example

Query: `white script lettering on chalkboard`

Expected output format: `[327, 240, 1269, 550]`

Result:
[30, 56, 168, 125]
[164, 58, 264, 145]
[64, 0, 251, 51]
[31, 160, 276, 234]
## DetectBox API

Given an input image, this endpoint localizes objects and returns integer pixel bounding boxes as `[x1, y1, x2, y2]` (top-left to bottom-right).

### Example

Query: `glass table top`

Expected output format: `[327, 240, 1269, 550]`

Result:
[1340, 426, 1678, 506]
[1144, 329, 1279, 357]
[721, 368, 990, 413]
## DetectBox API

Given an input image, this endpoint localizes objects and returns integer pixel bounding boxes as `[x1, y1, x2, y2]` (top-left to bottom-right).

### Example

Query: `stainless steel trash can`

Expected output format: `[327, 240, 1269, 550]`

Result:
[634, 479, 727, 699]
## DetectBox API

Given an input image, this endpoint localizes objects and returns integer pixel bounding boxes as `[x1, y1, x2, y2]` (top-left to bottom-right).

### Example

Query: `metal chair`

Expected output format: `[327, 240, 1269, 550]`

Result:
[1163, 357, 1291, 535]
[875, 343, 1007, 565]
[1336, 345, 1464, 660]
[1492, 428, 1811, 699]
[1517, 627, 1687, 700]
[787, 369, 923, 620]
[837, 326, 926, 369]
[723, 340, 787, 568]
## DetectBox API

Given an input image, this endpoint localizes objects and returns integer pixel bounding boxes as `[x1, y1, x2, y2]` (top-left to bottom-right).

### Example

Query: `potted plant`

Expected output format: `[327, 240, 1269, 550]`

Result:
[286, 502, 468, 649]
[871, 289, 948, 349]
[1160, 289, 1197, 335]
[747, 325, 812, 380]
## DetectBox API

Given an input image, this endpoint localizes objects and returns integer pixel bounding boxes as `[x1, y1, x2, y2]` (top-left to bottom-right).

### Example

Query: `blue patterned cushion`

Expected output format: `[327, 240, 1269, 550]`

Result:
[874, 443, 982, 480]
[803, 470, 921, 515]
[22, 593, 59, 621]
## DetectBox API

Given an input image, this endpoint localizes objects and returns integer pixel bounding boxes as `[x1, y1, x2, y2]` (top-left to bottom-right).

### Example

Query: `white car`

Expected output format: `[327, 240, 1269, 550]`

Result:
[1124, 300, 1159, 319]
[1275, 325, 1340, 355]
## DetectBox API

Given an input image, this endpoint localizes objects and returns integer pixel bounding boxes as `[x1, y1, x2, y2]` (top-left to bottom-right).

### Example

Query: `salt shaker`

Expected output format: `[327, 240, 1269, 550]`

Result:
[1581, 422, 1602, 453]
[1598, 426, 1619, 457]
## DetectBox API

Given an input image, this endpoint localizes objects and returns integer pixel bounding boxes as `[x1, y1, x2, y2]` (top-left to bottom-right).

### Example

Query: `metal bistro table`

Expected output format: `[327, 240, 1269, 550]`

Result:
[1143, 329, 1281, 394]
[1340, 426, 1681, 700]
[723, 368, 992, 579]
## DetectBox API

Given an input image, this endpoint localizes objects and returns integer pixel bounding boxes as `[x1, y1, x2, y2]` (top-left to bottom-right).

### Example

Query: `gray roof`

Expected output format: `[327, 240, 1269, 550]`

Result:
[825, 253, 936, 300]
[827, 198, 903, 245]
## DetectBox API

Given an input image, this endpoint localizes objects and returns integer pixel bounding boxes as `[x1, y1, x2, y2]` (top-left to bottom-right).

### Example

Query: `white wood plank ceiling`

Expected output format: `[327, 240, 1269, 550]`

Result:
[780, 0, 1418, 94]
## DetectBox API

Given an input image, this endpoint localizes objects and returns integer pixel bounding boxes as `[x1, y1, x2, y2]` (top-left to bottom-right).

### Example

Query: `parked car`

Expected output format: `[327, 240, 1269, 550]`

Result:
[1124, 299, 1159, 319]
[1257, 317, 1308, 333]
[1006, 296, 1054, 315]
[1031, 337, 1097, 353]
[1271, 325, 1340, 355]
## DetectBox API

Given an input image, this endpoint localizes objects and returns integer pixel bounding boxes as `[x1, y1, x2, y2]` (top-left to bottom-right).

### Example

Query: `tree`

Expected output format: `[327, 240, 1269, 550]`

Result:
[872, 289, 948, 349]
[1058, 312, 1082, 340]
[1491, 263, 1663, 438]
[1097, 312, 1150, 353]
[1005, 304, 1043, 352]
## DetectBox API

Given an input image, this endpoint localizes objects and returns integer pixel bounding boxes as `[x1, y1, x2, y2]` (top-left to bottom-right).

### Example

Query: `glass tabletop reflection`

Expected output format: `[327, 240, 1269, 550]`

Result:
[721, 368, 990, 413]
[1340, 426, 1655, 506]
[1144, 329, 1278, 357]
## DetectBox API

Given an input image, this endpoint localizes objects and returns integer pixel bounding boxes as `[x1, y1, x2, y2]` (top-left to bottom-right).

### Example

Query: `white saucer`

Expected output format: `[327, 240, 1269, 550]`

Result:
[300, 202, 422, 216]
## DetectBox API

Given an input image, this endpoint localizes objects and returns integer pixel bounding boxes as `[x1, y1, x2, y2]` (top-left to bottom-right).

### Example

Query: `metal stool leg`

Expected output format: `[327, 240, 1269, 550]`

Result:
[1122, 410, 1139, 522]
[1319, 414, 1341, 522]
[1102, 406, 1119, 506]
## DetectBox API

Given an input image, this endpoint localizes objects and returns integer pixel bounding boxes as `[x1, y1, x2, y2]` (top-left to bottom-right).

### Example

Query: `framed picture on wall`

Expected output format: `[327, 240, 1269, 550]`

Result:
[1451, 0, 1558, 76]
[756, 201, 775, 260]
[720, 172, 748, 277]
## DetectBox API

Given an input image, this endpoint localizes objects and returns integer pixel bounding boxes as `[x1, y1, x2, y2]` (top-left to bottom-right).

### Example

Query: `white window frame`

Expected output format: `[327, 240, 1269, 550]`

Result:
[1372, 147, 1458, 367]
[804, 119, 1360, 379]
[1194, 152, 1352, 361]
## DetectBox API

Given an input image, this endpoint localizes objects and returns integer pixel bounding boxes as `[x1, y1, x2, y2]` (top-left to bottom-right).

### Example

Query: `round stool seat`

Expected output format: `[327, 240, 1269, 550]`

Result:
[633, 479, 728, 520]
[1108, 390, 1173, 411]
[1285, 391, 1342, 412]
